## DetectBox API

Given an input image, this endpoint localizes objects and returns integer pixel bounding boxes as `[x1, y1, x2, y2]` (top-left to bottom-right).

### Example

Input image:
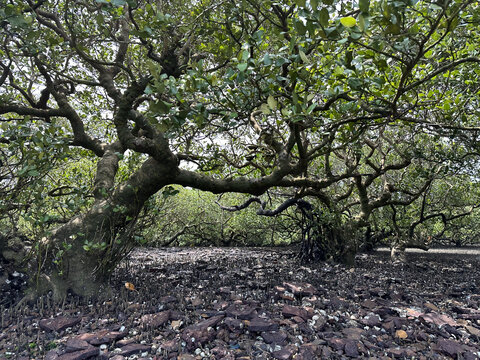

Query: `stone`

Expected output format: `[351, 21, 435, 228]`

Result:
[177, 355, 196, 360]
[117, 343, 151, 357]
[76, 329, 126, 345]
[185, 315, 224, 331]
[261, 331, 288, 345]
[327, 337, 345, 351]
[160, 338, 180, 352]
[115, 338, 135, 347]
[57, 346, 98, 360]
[65, 338, 90, 353]
[160, 295, 177, 304]
[39, 317, 81, 332]
[361, 299, 377, 309]
[181, 315, 224, 349]
[344, 340, 359, 357]
[272, 346, 294, 360]
[424, 302, 440, 312]
[282, 305, 310, 320]
[434, 339, 464, 358]
[283, 282, 317, 297]
[465, 325, 480, 336]
[225, 304, 256, 320]
[361, 313, 382, 327]
[248, 317, 279, 332]
[420, 312, 458, 327]
[385, 348, 406, 358]
[342, 327, 365, 340]
[296, 344, 318, 360]
[141, 310, 171, 328]
[224, 317, 243, 331]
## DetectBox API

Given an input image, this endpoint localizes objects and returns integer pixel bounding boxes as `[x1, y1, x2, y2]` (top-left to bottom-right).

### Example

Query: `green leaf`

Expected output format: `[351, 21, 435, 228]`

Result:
[299, 50, 309, 63]
[237, 63, 248, 72]
[111, 0, 127, 6]
[260, 103, 271, 115]
[306, 103, 317, 114]
[295, 0, 306, 7]
[28, 170, 40, 177]
[359, 0, 370, 13]
[358, 14, 370, 31]
[319, 8, 329, 28]
[348, 77, 363, 90]
[150, 100, 172, 114]
[267, 95, 277, 110]
[340, 16, 357, 28]
[263, 53, 273, 66]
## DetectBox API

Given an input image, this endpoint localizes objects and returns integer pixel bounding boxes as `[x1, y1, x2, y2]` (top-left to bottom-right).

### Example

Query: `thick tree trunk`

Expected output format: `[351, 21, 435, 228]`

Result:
[28, 157, 177, 300]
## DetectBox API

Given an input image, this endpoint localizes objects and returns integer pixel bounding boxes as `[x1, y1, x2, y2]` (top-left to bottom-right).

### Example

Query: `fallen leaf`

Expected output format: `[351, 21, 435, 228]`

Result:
[465, 325, 480, 336]
[171, 320, 183, 330]
[420, 313, 458, 327]
[125, 282, 135, 291]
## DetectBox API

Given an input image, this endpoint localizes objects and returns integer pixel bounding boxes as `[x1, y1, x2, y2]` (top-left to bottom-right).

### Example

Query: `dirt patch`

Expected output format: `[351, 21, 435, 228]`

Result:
[1, 247, 479, 359]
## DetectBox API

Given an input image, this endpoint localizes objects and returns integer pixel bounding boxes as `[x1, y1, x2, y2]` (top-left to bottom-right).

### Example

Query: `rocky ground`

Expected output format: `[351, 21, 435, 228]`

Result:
[1, 247, 479, 359]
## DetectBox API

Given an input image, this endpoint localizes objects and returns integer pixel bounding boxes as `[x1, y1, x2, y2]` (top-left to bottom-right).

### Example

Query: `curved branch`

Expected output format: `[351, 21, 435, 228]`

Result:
[217, 196, 311, 216]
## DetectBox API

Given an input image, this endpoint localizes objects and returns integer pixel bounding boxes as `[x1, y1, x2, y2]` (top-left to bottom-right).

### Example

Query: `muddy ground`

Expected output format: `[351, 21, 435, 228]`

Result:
[0, 247, 479, 359]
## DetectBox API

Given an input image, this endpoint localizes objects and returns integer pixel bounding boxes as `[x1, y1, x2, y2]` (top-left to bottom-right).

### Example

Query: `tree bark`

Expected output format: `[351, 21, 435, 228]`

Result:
[29, 157, 178, 300]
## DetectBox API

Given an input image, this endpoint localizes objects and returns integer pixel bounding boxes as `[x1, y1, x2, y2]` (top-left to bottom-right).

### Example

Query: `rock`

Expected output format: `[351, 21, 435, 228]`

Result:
[465, 325, 480, 336]
[272, 346, 294, 360]
[39, 317, 81, 332]
[141, 310, 171, 328]
[296, 343, 318, 360]
[65, 338, 90, 353]
[434, 339, 464, 358]
[57, 346, 98, 360]
[464, 351, 480, 360]
[248, 317, 279, 332]
[344, 340, 359, 357]
[160, 295, 177, 304]
[225, 303, 256, 320]
[181, 315, 224, 348]
[159, 338, 180, 352]
[361, 299, 377, 309]
[327, 337, 345, 351]
[282, 305, 310, 320]
[177, 355, 196, 360]
[424, 302, 440, 312]
[261, 331, 288, 345]
[45, 349, 62, 360]
[361, 313, 382, 327]
[186, 314, 224, 331]
[420, 312, 458, 327]
[224, 317, 243, 331]
[385, 347, 406, 358]
[311, 315, 326, 330]
[115, 338, 135, 347]
[76, 329, 126, 345]
[328, 296, 348, 310]
[117, 343, 151, 357]
[283, 282, 316, 297]
[342, 327, 365, 340]
[109, 356, 125, 360]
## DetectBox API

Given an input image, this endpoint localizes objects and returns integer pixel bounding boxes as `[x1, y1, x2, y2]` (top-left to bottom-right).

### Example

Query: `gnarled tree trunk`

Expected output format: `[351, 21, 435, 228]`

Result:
[29, 157, 177, 300]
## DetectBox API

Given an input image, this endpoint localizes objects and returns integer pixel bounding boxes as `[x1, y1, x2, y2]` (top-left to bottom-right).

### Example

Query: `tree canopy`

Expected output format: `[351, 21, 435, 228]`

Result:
[1, 0, 480, 298]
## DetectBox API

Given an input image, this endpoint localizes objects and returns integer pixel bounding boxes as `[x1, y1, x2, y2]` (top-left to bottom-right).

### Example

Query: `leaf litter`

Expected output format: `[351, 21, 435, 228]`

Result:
[1, 247, 479, 359]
